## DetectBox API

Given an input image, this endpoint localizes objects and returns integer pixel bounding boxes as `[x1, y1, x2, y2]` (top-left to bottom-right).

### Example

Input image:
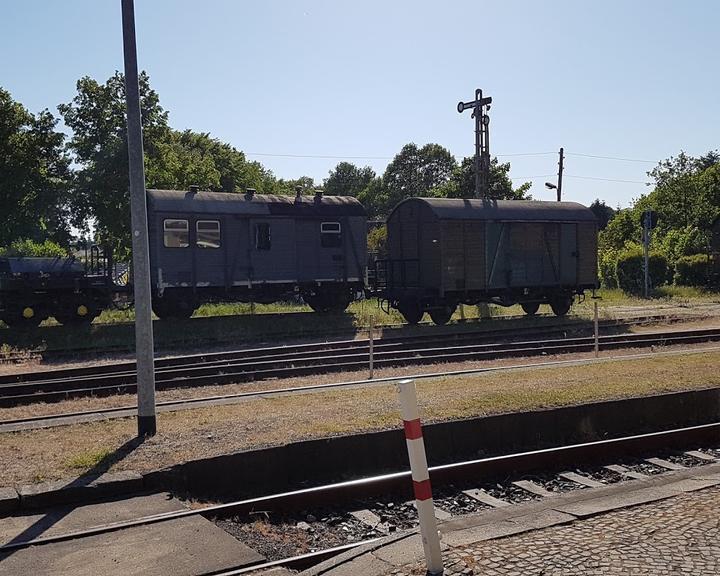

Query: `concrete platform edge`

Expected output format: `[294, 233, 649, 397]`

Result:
[301, 463, 720, 576]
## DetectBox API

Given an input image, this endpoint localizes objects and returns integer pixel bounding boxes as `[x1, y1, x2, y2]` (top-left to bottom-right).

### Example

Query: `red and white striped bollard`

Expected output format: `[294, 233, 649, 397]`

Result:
[397, 378, 443, 575]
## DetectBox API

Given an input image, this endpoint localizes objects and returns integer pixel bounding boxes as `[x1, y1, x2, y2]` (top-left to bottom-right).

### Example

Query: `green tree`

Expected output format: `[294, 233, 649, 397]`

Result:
[323, 162, 376, 197]
[589, 199, 616, 230]
[645, 151, 720, 233]
[383, 143, 457, 208]
[151, 130, 275, 193]
[272, 175, 317, 196]
[59, 72, 171, 253]
[59, 72, 280, 253]
[598, 209, 639, 252]
[0, 87, 71, 247]
[435, 156, 531, 200]
[357, 177, 389, 218]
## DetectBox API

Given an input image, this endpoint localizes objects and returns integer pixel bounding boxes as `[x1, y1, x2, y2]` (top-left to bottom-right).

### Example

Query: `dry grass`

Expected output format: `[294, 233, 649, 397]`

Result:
[1, 349, 719, 487]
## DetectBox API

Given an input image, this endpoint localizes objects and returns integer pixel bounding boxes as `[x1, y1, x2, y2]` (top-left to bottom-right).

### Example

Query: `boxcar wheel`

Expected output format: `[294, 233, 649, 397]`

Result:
[521, 302, 540, 316]
[2, 308, 44, 328]
[152, 298, 195, 320]
[304, 290, 352, 314]
[429, 304, 456, 326]
[55, 302, 98, 326]
[550, 295, 572, 317]
[397, 298, 423, 325]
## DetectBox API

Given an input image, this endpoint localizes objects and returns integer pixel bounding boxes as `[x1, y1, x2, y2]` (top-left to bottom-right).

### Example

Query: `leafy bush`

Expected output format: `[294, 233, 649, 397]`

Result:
[367, 225, 387, 255]
[615, 246, 668, 294]
[0, 239, 67, 258]
[658, 227, 708, 264]
[674, 254, 710, 286]
[598, 249, 619, 288]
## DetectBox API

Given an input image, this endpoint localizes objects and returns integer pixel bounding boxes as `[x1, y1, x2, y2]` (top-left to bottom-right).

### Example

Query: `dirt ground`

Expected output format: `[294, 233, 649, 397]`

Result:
[2, 316, 719, 422]
[1, 346, 718, 487]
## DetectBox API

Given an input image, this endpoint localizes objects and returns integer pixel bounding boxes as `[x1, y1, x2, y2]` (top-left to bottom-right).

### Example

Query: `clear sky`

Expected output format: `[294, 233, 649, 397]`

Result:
[2, 0, 718, 207]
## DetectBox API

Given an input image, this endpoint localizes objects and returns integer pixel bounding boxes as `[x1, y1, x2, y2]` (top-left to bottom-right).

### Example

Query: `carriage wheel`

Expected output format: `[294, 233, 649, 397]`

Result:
[521, 302, 540, 316]
[550, 295, 573, 317]
[428, 304, 456, 326]
[398, 298, 423, 325]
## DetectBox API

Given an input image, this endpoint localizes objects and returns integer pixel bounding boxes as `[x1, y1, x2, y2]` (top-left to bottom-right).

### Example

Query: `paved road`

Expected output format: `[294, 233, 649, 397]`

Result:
[396, 485, 720, 575]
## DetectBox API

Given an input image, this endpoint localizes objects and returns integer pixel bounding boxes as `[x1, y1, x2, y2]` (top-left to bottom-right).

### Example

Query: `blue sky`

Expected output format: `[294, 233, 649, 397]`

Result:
[2, 0, 718, 207]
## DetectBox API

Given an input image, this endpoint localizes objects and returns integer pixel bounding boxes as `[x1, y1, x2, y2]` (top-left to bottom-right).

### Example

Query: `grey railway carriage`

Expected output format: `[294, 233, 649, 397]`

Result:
[375, 198, 598, 325]
[147, 188, 367, 318]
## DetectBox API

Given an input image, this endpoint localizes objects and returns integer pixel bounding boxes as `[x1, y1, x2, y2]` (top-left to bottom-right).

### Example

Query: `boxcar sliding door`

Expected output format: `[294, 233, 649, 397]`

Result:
[560, 223, 578, 285]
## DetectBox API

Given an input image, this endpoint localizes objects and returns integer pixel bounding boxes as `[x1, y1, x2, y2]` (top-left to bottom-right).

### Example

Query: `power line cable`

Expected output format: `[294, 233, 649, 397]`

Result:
[566, 152, 657, 164]
[246, 152, 393, 160]
[510, 174, 555, 180]
[565, 174, 650, 184]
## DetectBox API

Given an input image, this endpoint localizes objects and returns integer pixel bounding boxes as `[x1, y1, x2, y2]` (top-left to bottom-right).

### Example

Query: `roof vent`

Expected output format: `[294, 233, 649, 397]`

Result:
[189, 184, 200, 194]
[245, 187, 256, 200]
[313, 189, 323, 203]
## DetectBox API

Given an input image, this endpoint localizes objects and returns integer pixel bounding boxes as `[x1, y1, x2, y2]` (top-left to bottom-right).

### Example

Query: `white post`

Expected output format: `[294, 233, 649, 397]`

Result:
[121, 0, 156, 437]
[397, 379, 443, 575]
[594, 300, 599, 358]
[368, 315, 374, 380]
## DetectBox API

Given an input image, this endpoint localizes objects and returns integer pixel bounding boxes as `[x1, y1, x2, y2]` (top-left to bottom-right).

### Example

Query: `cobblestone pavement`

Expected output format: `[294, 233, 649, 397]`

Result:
[392, 486, 720, 575]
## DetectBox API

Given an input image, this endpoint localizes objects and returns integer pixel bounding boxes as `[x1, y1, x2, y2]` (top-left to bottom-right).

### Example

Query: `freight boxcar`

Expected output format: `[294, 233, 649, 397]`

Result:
[375, 198, 598, 324]
[147, 187, 367, 318]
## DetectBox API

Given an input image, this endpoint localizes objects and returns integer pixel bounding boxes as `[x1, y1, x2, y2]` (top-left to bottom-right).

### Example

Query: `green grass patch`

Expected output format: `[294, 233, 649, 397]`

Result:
[65, 447, 114, 471]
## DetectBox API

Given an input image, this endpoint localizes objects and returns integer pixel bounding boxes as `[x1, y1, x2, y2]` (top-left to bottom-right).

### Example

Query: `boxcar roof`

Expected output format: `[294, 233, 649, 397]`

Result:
[147, 189, 366, 217]
[392, 197, 597, 222]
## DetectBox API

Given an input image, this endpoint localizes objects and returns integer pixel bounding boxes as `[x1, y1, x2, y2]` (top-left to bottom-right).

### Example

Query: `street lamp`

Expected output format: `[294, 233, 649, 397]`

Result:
[545, 182, 557, 190]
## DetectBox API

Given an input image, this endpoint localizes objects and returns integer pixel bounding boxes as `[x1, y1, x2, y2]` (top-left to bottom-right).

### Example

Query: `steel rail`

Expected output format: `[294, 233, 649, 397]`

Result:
[2, 326, 720, 407]
[6, 307, 711, 386]
[3, 345, 720, 433]
[0, 316, 648, 385]
[2, 420, 718, 555]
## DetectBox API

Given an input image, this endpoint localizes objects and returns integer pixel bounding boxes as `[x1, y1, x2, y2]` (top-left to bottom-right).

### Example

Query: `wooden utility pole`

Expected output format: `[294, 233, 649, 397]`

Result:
[557, 147, 564, 202]
[121, 0, 157, 437]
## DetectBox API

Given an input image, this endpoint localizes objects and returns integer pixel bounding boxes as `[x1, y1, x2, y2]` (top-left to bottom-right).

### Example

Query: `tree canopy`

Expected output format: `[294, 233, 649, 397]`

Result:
[589, 199, 616, 231]
[57, 72, 289, 253]
[323, 162, 375, 197]
[0, 87, 71, 246]
[596, 150, 720, 288]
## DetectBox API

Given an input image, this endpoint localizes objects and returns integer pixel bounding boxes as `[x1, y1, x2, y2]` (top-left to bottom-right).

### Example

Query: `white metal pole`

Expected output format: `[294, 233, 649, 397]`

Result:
[121, 0, 157, 437]
[593, 301, 599, 358]
[397, 379, 443, 575]
[368, 315, 374, 380]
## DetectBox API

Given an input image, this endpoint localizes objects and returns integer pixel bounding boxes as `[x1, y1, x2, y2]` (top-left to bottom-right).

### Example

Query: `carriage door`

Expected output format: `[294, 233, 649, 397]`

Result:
[319, 221, 345, 281]
[194, 218, 224, 286]
[249, 218, 296, 283]
[560, 223, 578, 285]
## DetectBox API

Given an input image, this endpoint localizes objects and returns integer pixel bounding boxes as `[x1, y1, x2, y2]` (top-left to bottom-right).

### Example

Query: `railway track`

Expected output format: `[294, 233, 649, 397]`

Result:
[1, 305, 715, 363]
[2, 345, 717, 432]
[2, 422, 719, 574]
[1, 325, 720, 408]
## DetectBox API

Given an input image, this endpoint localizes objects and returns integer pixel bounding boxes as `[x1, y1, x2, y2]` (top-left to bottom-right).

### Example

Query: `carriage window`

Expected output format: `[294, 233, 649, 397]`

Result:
[255, 223, 271, 250]
[321, 222, 342, 248]
[163, 219, 189, 248]
[196, 220, 221, 249]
